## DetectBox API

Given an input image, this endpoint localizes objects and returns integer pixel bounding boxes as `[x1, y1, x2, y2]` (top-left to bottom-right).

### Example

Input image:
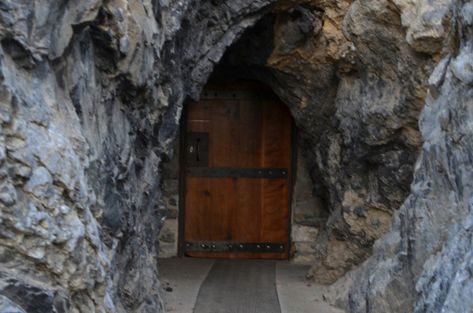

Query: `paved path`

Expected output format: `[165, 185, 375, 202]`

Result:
[158, 258, 344, 313]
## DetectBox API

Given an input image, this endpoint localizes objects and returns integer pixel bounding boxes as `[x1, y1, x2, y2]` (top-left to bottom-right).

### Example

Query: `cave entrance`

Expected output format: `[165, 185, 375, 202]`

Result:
[179, 81, 294, 259]
[159, 11, 328, 263]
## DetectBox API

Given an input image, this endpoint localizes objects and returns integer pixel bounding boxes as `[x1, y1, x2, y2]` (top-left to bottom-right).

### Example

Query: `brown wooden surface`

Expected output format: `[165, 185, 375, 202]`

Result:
[184, 85, 292, 259]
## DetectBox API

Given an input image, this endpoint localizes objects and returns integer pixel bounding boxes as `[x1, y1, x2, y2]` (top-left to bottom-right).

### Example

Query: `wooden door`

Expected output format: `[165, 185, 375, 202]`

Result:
[182, 83, 292, 259]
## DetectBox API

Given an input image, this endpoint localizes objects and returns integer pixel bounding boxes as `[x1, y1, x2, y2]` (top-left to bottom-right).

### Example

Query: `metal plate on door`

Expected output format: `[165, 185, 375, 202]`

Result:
[185, 241, 286, 253]
[187, 167, 288, 179]
[186, 132, 209, 167]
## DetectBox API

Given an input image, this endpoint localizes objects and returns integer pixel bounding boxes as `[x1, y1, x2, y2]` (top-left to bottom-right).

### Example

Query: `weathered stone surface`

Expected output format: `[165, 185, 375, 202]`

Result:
[0, 273, 71, 313]
[0, 295, 26, 313]
[346, 1, 473, 311]
[0, 1, 276, 312]
[290, 147, 325, 264]
[0, 0, 471, 312]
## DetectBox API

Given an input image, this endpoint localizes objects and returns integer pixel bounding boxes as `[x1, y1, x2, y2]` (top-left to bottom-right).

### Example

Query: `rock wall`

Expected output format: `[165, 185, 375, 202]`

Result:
[304, 0, 435, 283]
[0, 0, 471, 312]
[157, 138, 180, 259]
[0, 1, 276, 312]
[348, 1, 473, 311]
[291, 145, 327, 264]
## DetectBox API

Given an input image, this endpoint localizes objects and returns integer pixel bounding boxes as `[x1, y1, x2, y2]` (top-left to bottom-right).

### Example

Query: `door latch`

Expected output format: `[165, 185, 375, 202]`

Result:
[186, 132, 209, 167]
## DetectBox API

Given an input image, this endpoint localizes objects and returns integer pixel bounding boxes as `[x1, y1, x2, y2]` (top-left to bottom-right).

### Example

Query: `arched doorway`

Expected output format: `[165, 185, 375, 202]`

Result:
[178, 81, 295, 259]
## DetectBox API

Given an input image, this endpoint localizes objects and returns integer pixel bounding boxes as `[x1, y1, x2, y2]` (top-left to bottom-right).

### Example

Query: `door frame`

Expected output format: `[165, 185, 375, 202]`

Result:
[177, 88, 297, 259]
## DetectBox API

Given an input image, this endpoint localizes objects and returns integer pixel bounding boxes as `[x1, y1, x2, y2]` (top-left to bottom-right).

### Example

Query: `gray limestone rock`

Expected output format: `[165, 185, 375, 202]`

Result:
[0, 0, 471, 312]
[347, 1, 473, 311]
[0, 295, 26, 313]
[0, 1, 276, 312]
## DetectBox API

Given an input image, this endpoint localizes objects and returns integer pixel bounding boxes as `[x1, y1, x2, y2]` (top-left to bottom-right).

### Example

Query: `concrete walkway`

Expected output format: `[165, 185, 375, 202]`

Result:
[158, 258, 344, 313]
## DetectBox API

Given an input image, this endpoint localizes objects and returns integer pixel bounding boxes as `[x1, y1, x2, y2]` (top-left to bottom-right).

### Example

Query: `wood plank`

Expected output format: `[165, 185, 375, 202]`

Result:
[184, 178, 212, 241]
[185, 178, 234, 242]
[210, 99, 239, 168]
[237, 99, 263, 168]
[232, 178, 261, 242]
[260, 100, 291, 244]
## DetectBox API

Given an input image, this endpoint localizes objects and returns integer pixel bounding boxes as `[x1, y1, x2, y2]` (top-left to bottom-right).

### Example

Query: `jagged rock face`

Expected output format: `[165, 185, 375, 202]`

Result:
[305, 0, 435, 283]
[0, 1, 275, 312]
[348, 1, 473, 311]
[0, 0, 470, 313]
